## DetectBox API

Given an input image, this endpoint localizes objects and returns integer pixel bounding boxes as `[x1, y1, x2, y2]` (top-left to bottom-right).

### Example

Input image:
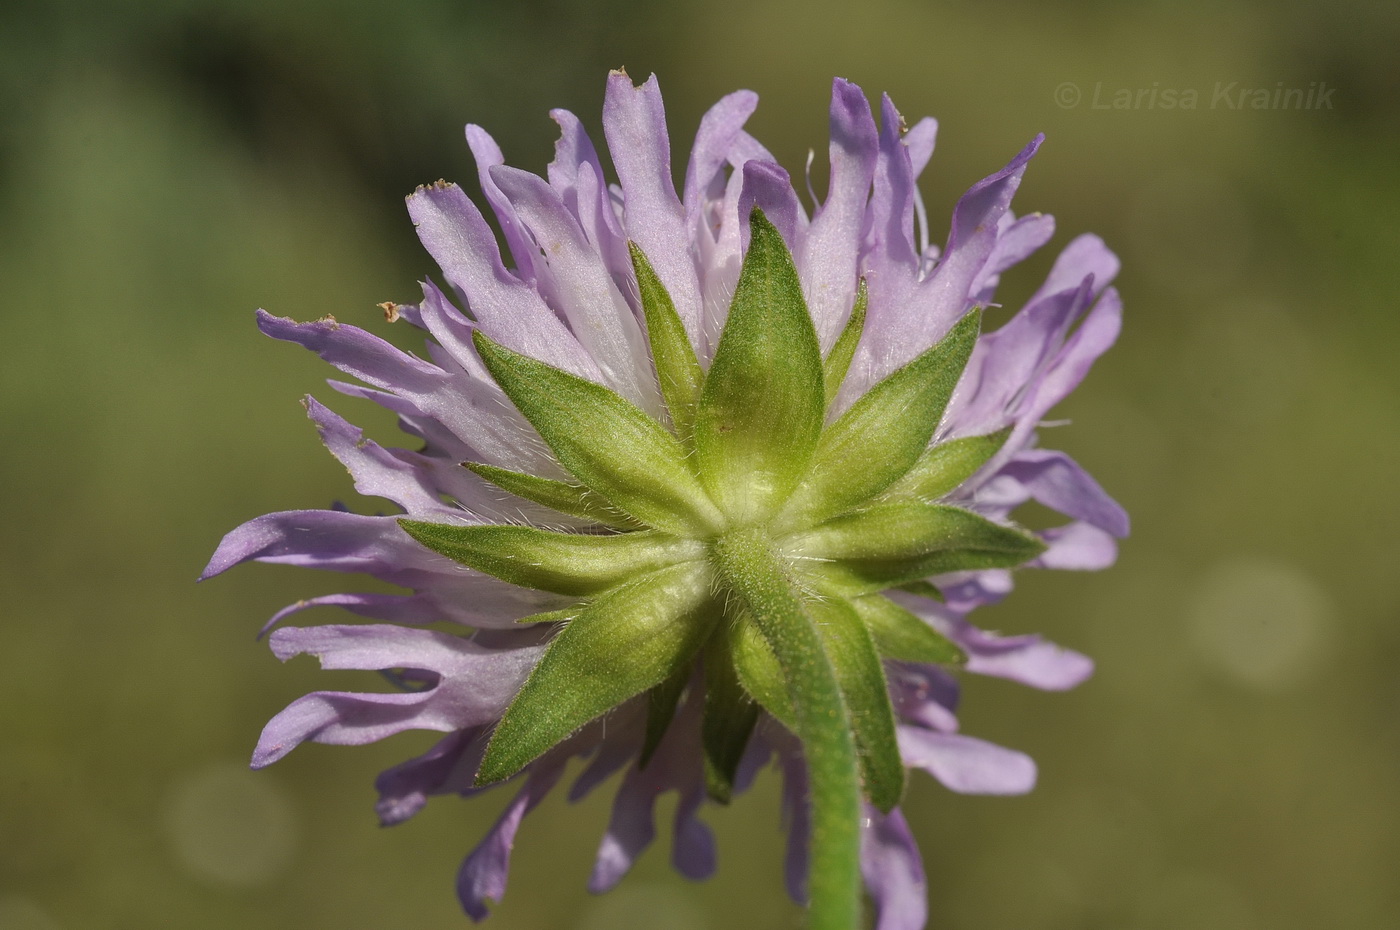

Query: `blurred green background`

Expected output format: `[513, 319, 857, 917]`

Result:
[3, 0, 1397, 927]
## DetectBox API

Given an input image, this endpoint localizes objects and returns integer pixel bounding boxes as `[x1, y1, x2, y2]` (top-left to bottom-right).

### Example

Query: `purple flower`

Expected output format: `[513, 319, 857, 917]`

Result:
[205, 71, 1124, 928]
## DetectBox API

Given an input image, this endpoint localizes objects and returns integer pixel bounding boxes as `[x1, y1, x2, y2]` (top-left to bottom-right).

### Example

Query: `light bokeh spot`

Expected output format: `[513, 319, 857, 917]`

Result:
[161, 762, 300, 888]
[1189, 557, 1333, 690]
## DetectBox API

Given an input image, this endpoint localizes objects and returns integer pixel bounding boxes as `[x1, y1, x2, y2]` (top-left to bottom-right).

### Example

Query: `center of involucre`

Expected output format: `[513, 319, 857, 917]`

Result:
[397, 207, 1046, 816]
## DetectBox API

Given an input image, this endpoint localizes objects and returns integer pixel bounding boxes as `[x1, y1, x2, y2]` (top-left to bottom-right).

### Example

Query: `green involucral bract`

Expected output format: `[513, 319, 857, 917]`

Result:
[397, 208, 1050, 919]
[461, 461, 641, 530]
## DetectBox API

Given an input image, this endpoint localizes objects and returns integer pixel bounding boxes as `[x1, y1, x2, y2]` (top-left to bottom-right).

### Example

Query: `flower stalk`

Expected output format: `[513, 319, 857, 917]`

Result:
[712, 527, 863, 930]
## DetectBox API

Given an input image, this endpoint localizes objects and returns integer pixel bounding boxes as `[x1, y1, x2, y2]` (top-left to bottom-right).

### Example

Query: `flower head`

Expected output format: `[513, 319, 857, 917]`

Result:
[206, 71, 1125, 928]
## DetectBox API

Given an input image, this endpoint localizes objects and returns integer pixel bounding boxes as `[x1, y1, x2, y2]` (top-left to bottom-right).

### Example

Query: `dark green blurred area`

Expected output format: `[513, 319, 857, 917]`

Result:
[3, 0, 1398, 927]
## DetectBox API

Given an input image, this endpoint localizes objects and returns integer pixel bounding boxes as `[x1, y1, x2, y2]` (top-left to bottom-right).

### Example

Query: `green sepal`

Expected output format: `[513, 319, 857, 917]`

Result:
[462, 461, 640, 530]
[727, 610, 796, 731]
[805, 546, 1046, 598]
[513, 606, 580, 626]
[791, 504, 1046, 596]
[398, 520, 703, 596]
[693, 208, 825, 524]
[822, 278, 867, 405]
[472, 331, 723, 535]
[476, 562, 716, 785]
[630, 242, 704, 442]
[786, 502, 1044, 562]
[895, 581, 945, 602]
[778, 310, 982, 531]
[880, 428, 1012, 503]
[851, 594, 966, 666]
[701, 635, 760, 803]
[640, 663, 692, 769]
[812, 597, 905, 813]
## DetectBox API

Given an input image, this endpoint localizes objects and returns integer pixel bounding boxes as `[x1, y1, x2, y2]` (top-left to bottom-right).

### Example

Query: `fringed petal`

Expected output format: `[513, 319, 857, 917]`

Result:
[489, 164, 660, 414]
[405, 181, 599, 381]
[251, 624, 544, 767]
[603, 71, 703, 344]
[464, 124, 540, 284]
[800, 78, 879, 350]
[304, 396, 452, 516]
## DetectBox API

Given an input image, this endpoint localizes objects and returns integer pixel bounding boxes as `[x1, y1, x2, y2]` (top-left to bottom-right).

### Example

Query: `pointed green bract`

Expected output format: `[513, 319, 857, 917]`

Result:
[785, 502, 1042, 562]
[702, 636, 760, 803]
[399, 520, 702, 596]
[789, 503, 1046, 596]
[778, 310, 982, 531]
[476, 562, 716, 785]
[851, 595, 966, 666]
[881, 428, 1012, 503]
[728, 612, 796, 730]
[693, 209, 825, 525]
[463, 461, 640, 529]
[822, 279, 867, 405]
[473, 331, 723, 535]
[630, 242, 705, 442]
[895, 580, 945, 602]
[513, 606, 580, 626]
[804, 545, 1047, 597]
[813, 597, 904, 813]
[640, 663, 691, 769]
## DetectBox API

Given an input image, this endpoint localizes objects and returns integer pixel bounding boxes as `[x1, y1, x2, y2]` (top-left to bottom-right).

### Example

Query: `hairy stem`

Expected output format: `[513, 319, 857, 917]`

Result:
[713, 528, 862, 930]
